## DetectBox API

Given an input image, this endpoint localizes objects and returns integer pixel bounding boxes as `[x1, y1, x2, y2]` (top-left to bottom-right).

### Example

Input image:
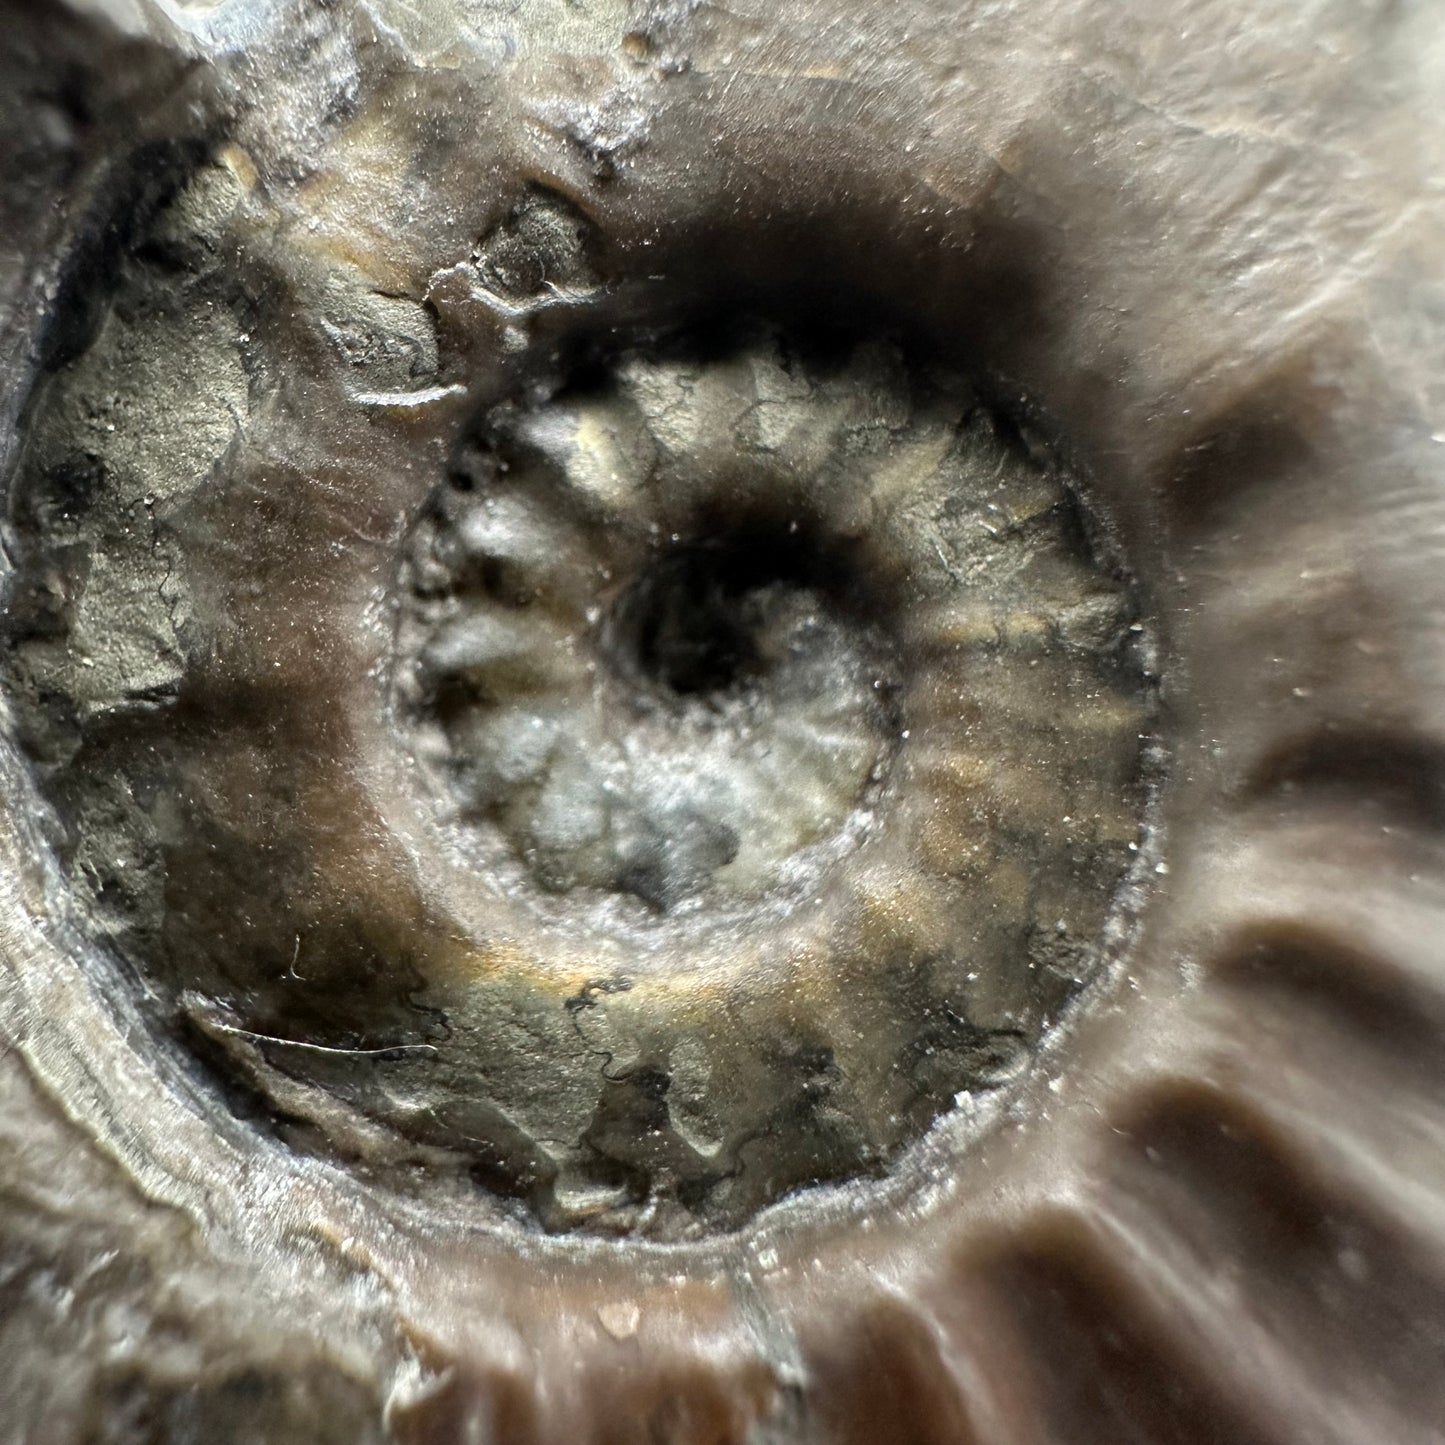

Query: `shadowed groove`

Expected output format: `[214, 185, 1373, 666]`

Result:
[1242, 727, 1445, 834]
[1090, 1080, 1445, 1441]
[1181, 923, 1445, 1261]
[1160, 347, 1347, 539]
[973, 1212, 1287, 1445]
[799, 1297, 983, 1445]
[1208, 919, 1445, 1077]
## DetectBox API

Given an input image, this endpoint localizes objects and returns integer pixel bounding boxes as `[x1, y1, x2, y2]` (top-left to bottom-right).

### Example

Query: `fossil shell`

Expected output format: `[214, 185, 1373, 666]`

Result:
[0, 0, 1443, 1440]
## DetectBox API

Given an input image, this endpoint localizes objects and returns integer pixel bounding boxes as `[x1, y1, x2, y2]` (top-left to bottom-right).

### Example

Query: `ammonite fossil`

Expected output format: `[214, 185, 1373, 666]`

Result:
[0, 0, 1442, 1439]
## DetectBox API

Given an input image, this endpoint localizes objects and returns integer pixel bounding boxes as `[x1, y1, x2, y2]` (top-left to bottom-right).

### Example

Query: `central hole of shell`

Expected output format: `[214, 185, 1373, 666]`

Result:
[614, 548, 763, 699]
[402, 498, 899, 913]
[606, 534, 825, 701]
